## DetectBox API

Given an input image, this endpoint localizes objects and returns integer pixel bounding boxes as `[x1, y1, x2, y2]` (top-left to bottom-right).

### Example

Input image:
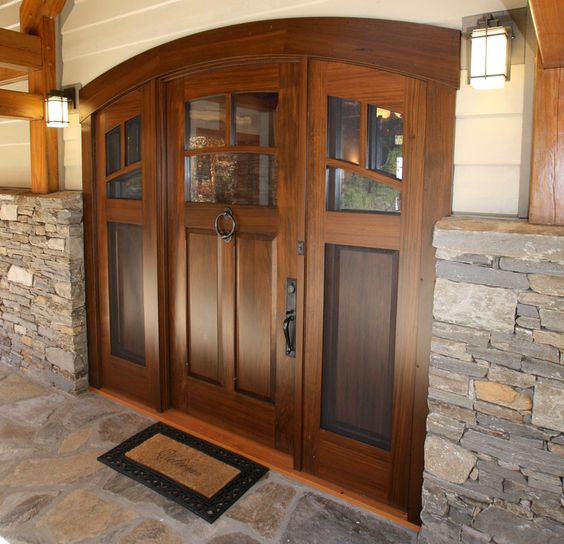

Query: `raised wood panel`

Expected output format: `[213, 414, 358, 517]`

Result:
[529, 0, 564, 69]
[80, 18, 460, 120]
[235, 234, 276, 402]
[0, 28, 41, 71]
[529, 53, 564, 225]
[186, 230, 220, 384]
[0, 88, 42, 119]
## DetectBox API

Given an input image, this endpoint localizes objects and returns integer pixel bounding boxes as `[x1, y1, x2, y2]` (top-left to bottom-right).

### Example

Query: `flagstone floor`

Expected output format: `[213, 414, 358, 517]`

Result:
[0, 363, 418, 544]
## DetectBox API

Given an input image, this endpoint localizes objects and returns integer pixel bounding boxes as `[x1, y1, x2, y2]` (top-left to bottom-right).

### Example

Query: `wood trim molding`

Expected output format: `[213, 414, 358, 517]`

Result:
[20, 0, 68, 34]
[0, 88, 43, 119]
[80, 17, 460, 120]
[0, 28, 41, 71]
[529, 52, 564, 225]
[0, 68, 28, 85]
[529, 0, 564, 69]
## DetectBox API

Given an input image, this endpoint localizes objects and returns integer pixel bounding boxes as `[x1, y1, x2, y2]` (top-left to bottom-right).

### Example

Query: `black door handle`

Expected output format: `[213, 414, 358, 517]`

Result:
[283, 311, 295, 357]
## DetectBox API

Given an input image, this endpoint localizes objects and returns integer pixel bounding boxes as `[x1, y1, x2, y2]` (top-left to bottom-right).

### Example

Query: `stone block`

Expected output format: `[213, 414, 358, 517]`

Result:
[500, 258, 564, 277]
[461, 430, 564, 476]
[461, 526, 492, 544]
[516, 316, 541, 329]
[46, 237, 65, 251]
[427, 412, 466, 442]
[522, 357, 564, 381]
[490, 332, 559, 363]
[476, 413, 554, 440]
[516, 303, 539, 318]
[469, 346, 522, 369]
[429, 368, 469, 395]
[428, 399, 477, 424]
[435, 249, 494, 266]
[431, 354, 489, 378]
[532, 384, 564, 432]
[475, 381, 532, 411]
[429, 387, 474, 409]
[424, 435, 476, 484]
[488, 366, 536, 388]
[7, 265, 33, 287]
[518, 291, 564, 311]
[433, 279, 518, 333]
[46, 347, 77, 374]
[436, 260, 529, 289]
[431, 336, 473, 361]
[432, 321, 490, 347]
[0, 204, 18, 221]
[539, 309, 564, 332]
[534, 330, 564, 351]
[529, 274, 564, 296]
[474, 507, 562, 544]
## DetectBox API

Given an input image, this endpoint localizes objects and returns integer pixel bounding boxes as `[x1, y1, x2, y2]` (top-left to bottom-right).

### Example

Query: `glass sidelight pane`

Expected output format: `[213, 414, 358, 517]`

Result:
[327, 97, 360, 164]
[185, 95, 226, 150]
[321, 244, 399, 451]
[125, 116, 141, 165]
[326, 167, 400, 213]
[367, 106, 403, 180]
[107, 222, 146, 366]
[105, 126, 121, 175]
[106, 168, 142, 200]
[233, 93, 277, 147]
[186, 153, 276, 206]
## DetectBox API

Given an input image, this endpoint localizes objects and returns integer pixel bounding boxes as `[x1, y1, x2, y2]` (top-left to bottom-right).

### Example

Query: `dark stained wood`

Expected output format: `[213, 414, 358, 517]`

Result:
[407, 80, 455, 522]
[20, 0, 68, 34]
[94, 85, 162, 408]
[529, 52, 564, 225]
[80, 18, 460, 120]
[529, 0, 564, 69]
[0, 28, 41, 71]
[28, 17, 58, 194]
[0, 88, 43, 119]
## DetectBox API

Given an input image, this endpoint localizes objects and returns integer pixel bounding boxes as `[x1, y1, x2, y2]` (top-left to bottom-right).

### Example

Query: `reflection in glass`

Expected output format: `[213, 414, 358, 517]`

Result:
[106, 168, 142, 200]
[125, 116, 141, 165]
[185, 95, 226, 150]
[233, 93, 277, 146]
[367, 106, 403, 180]
[108, 222, 145, 366]
[327, 97, 360, 164]
[186, 153, 276, 206]
[105, 126, 121, 176]
[326, 168, 400, 213]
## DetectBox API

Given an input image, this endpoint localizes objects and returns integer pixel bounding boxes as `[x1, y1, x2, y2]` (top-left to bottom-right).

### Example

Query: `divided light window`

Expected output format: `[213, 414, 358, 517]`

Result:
[326, 96, 403, 214]
[184, 93, 278, 207]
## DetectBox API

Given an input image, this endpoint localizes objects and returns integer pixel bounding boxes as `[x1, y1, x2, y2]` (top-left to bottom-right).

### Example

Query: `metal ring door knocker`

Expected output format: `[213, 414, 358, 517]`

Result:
[214, 207, 237, 242]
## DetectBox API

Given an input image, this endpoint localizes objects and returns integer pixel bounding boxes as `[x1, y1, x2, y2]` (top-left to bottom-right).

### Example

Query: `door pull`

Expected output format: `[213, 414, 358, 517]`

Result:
[284, 278, 297, 357]
[214, 207, 237, 242]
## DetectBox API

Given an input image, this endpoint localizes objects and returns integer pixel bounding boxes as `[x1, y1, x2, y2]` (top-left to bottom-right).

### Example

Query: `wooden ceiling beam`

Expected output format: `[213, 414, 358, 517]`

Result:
[0, 68, 28, 85]
[20, 0, 68, 34]
[0, 89, 43, 120]
[529, 0, 564, 68]
[0, 28, 41, 71]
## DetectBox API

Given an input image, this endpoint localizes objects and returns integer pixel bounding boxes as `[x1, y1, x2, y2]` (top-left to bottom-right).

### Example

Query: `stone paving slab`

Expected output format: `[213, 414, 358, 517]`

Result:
[0, 363, 417, 543]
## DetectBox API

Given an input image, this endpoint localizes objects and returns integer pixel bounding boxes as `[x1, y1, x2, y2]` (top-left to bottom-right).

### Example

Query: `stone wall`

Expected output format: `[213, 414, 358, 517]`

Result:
[419, 217, 564, 544]
[0, 190, 87, 394]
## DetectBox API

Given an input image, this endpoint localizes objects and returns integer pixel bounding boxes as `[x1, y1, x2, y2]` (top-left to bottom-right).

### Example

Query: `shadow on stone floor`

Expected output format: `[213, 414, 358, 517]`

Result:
[0, 364, 418, 544]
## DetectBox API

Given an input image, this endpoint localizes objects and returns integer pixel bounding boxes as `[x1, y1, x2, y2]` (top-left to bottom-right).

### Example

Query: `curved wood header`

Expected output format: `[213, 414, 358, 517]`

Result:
[80, 17, 460, 119]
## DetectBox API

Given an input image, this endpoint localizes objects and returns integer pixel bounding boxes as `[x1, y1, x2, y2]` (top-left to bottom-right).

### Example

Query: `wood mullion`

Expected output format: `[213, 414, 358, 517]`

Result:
[326, 158, 403, 189]
[226, 93, 232, 146]
[359, 102, 368, 169]
[105, 161, 141, 183]
[185, 145, 276, 156]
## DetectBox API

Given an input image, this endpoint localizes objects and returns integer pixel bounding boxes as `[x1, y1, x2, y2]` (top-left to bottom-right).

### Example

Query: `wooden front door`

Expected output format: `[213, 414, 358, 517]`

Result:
[167, 61, 306, 452]
[302, 61, 427, 510]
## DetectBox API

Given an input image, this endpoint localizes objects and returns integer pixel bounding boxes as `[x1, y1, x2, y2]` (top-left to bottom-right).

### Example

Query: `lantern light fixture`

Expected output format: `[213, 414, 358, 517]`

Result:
[45, 87, 77, 128]
[468, 15, 513, 90]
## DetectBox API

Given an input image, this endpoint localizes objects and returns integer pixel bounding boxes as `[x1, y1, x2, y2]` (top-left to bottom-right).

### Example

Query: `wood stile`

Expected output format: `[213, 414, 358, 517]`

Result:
[80, 18, 458, 525]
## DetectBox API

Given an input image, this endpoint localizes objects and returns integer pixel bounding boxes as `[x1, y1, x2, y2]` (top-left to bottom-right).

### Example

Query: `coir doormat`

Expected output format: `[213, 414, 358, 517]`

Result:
[97, 421, 268, 522]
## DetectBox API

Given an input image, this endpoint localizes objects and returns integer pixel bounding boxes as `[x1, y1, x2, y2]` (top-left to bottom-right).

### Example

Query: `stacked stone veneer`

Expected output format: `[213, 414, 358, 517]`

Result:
[0, 190, 87, 394]
[419, 216, 564, 544]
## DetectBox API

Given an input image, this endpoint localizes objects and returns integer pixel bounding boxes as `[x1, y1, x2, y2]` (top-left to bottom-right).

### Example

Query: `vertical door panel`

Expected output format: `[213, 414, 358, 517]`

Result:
[235, 234, 276, 402]
[186, 230, 220, 383]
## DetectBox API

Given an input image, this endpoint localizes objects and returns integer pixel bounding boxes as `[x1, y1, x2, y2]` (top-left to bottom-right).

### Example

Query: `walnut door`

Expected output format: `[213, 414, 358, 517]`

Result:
[167, 62, 306, 452]
[302, 61, 427, 510]
[94, 84, 161, 407]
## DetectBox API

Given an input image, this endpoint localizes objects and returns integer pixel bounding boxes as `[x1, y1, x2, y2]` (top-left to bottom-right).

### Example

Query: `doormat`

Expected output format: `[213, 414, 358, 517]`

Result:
[97, 421, 268, 522]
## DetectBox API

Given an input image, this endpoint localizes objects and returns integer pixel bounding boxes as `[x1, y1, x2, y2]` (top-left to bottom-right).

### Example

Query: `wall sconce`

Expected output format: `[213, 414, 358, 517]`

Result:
[469, 15, 513, 90]
[45, 87, 77, 128]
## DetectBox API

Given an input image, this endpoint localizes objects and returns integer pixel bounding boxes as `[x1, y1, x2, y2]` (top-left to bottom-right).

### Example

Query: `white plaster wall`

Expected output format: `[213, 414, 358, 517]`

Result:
[0, 0, 532, 216]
